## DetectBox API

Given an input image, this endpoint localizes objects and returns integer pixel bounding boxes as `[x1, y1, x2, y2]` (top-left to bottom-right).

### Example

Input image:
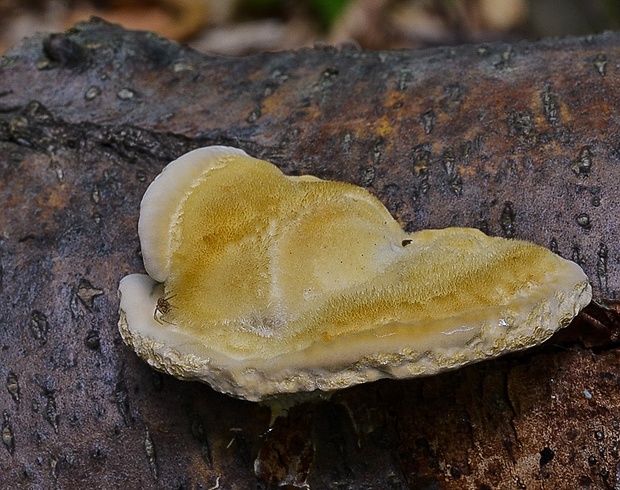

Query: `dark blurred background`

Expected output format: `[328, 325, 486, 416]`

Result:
[1, 0, 619, 55]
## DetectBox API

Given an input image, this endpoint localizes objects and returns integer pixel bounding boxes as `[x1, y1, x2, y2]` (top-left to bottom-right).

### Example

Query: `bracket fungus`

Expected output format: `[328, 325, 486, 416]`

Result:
[118, 146, 592, 401]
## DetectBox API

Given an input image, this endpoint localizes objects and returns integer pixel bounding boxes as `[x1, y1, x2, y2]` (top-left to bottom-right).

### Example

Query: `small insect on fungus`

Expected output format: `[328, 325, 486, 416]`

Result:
[153, 295, 175, 324]
[118, 146, 592, 402]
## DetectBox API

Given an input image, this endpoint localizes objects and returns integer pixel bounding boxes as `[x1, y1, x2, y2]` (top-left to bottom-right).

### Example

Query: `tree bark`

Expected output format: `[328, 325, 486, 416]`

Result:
[1, 19, 619, 489]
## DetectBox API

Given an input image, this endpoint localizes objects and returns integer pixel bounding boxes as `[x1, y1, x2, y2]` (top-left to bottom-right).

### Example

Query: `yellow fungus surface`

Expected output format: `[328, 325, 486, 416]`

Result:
[118, 146, 591, 401]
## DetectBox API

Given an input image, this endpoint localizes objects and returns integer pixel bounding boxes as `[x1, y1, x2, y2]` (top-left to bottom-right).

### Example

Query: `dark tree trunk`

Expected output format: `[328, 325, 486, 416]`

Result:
[1, 19, 619, 489]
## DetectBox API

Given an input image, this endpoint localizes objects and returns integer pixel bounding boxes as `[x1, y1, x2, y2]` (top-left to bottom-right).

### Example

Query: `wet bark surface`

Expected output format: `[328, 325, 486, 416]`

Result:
[1, 19, 620, 489]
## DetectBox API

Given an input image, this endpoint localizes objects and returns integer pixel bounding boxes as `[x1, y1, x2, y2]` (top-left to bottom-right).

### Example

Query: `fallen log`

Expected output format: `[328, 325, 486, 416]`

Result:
[1, 19, 619, 489]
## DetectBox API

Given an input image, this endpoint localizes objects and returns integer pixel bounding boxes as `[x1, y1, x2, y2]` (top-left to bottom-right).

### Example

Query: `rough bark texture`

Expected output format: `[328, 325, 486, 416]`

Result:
[1, 19, 620, 489]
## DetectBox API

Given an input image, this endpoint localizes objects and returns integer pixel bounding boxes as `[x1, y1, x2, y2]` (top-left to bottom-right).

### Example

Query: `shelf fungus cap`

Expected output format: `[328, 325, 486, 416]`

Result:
[118, 146, 592, 401]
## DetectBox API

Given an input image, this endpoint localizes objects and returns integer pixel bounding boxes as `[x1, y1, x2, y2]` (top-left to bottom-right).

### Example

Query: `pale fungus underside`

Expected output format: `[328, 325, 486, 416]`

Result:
[118, 146, 592, 401]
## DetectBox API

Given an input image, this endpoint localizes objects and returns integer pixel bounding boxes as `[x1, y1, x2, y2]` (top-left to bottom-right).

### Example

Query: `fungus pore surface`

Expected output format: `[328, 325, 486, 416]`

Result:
[118, 146, 592, 401]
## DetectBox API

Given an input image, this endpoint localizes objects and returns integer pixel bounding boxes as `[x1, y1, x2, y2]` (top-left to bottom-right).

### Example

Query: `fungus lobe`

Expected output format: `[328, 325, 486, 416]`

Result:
[118, 146, 591, 401]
